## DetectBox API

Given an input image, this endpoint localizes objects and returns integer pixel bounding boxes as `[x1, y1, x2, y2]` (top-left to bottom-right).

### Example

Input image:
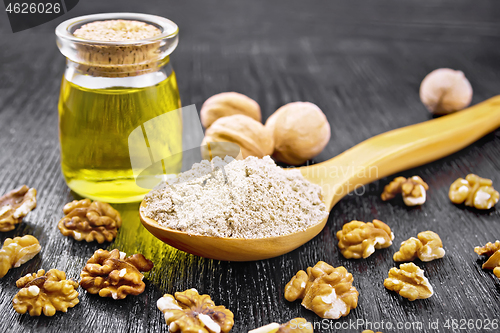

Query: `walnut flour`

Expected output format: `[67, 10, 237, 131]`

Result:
[141, 156, 328, 238]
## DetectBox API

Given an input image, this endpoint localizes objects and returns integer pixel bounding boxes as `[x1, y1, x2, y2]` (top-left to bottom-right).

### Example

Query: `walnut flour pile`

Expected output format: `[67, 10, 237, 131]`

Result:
[141, 156, 327, 238]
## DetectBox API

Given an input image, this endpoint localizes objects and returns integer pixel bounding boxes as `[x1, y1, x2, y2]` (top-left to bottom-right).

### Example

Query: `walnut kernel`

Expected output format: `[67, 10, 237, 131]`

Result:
[494, 268, 500, 279]
[383, 263, 433, 301]
[0, 235, 41, 278]
[417, 231, 445, 262]
[58, 199, 122, 243]
[337, 219, 394, 259]
[0, 185, 37, 232]
[201, 114, 274, 160]
[284, 261, 358, 319]
[474, 241, 500, 256]
[419, 68, 473, 114]
[249, 318, 313, 333]
[482, 250, 500, 273]
[475, 242, 500, 279]
[12, 269, 79, 316]
[265, 102, 331, 165]
[200, 92, 261, 129]
[393, 237, 421, 262]
[157, 288, 234, 333]
[80, 249, 154, 299]
[393, 231, 445, 262]
[449, 174, 499, 209]
[381, 176, 429, 206]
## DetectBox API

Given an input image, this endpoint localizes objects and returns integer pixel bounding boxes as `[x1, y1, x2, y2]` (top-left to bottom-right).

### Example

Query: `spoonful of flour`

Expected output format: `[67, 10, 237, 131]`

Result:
[141, 156, 328, 239]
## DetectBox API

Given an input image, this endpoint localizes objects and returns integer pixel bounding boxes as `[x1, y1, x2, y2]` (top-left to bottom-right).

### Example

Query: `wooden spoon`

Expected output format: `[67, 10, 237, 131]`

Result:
[140, 96, 500, 261]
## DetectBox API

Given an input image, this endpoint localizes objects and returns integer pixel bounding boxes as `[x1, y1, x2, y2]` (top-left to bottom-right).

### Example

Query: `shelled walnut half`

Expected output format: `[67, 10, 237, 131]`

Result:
[0, 185, 37, 232]
[80, 249, 154, 299]
[12, 269, 79, 316]
[482, 251, 500, 279]
[381, 176, 429, 206]
[384, 263, 433, 301]
[58, 199, 122, 243]
[474, 241, 500, 257]
[0, 235, 41, 278]
[337, 219, 394, 259]
[284, 261, 358, 319]
[449, 174, 499, 209]
[393, 231, 445, 262]
[157, 288, 234, 333]
[249, 318, 313, 333]
[475, 241, 500, 279]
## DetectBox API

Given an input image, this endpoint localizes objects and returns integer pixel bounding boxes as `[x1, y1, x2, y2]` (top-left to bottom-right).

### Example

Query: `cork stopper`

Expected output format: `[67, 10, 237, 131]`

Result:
[70, 20, 167, 77]
[73, 20, 161, 41]
[57, 14, 179, 78]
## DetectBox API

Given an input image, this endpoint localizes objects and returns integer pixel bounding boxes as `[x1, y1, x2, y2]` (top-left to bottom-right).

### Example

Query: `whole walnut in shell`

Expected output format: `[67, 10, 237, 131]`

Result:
[419, 68, 473, 115]
[200, 92, 261, 128]
[266, 102, 331, 165]
[201, 114, 274, 160]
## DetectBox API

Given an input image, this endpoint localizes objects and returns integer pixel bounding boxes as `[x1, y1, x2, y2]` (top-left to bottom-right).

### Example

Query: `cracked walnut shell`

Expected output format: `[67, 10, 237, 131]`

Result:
[0, 185, 37, 232]
[58, 199, 122, 243]
[157, 288, 234, 333]
[449, 174, 499, 209]
[12, 269, 79, 316]
[381, 176, 429, 206]
[337, 219, 394, 259]
[284, 261, 358, 319]
[249, 318, 313, 333]
[80, 249, 154, 299]
[384, 263, 433, 301]
[200, 92, 261, 129]
[0, 235, 41, 278]
[393, 231, 445, 262]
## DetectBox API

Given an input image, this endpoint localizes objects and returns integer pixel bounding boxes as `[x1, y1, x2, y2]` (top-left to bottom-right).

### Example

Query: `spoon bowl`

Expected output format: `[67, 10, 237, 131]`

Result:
[140, 201, 328, 261]
[140, 96, 500, 261]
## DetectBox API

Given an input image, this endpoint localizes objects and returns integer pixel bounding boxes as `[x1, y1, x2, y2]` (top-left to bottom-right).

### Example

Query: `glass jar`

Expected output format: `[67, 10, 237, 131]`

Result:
[55, 13, 182, 203]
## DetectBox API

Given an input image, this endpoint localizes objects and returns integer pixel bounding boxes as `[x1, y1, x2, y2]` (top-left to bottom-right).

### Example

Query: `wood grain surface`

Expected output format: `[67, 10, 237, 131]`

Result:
[1, 0, 500, 332]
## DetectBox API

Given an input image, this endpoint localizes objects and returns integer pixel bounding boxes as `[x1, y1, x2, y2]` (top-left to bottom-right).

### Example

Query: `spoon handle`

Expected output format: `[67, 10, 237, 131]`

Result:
[307, 95, 500, 208]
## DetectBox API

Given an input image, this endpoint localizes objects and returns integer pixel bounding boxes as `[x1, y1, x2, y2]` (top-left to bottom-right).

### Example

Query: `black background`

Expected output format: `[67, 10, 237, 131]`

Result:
[1, 1, 500, 332]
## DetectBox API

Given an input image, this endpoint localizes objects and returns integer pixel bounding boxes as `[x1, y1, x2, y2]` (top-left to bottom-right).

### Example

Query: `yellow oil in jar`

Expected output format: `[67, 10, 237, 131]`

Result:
[58, 72, 182, 203]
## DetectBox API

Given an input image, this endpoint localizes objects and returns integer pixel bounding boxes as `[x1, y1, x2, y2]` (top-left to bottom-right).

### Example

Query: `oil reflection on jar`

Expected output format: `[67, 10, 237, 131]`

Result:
[56, 14, 182, 203]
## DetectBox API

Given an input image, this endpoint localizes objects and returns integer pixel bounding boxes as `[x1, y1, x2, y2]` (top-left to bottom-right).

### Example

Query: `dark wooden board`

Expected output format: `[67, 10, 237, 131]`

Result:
[1, 0, 500, 332]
